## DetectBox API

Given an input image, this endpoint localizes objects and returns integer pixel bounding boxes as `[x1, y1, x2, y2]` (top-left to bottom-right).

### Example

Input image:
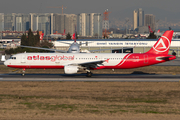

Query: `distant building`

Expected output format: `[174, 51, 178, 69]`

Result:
[63, 14, 77, 35]
[14, 13, 30, 32]
[145, 14, 155, 31]
[133, 10, 138, 30]
[51, 13, 77, 35]
[77, 13, 102, 37]
[92, 13, 102, 38]
[0, 13, 4, 33]
[4, 13, 15, 31]
[53, 13, 65, 34]
[133, 8, 144, 30]
[0, 12, 101, 37]
[30, 13, 51, 36]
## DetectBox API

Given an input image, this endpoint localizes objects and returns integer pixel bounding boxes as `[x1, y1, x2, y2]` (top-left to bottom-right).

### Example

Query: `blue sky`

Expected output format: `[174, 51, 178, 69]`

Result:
[1, 0, 180, 22]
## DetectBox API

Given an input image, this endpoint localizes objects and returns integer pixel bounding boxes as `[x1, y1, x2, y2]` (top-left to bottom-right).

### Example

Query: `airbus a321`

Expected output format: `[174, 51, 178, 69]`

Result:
[4, 30, 176, 77]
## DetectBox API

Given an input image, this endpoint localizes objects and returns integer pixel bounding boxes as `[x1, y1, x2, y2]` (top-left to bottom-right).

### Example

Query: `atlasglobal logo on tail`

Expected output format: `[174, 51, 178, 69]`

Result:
[27, 55, 74, 62]
[153, 36, 170, 52]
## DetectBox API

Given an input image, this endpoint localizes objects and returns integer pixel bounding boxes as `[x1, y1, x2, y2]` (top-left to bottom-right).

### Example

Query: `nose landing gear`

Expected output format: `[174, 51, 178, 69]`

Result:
[22, 68, 25, 76]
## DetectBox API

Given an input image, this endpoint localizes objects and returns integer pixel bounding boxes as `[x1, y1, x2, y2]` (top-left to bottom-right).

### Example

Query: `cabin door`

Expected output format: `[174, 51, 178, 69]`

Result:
[144, 55, 148, 64]
[21, 55, 26, 63]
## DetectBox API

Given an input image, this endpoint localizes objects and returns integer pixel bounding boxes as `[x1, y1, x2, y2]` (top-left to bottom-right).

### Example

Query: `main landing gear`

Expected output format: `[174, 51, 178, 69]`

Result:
[86, 72, 92, 77]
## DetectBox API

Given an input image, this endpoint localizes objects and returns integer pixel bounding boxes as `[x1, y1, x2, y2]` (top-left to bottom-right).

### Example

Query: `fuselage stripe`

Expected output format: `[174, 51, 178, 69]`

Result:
[116, 53, 132, 66]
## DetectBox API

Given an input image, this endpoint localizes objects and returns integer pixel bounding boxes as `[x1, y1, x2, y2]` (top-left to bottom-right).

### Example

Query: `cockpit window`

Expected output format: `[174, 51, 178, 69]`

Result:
[10, 57, 16, 60]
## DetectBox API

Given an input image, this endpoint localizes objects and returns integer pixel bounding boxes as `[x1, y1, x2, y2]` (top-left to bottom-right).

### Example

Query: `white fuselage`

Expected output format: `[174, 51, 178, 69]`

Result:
[4, 53, 128, 67]
[4, 52, 173, 71]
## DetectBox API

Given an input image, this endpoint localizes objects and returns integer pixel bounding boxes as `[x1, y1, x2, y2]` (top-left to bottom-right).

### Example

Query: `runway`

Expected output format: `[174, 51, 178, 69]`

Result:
[0, 73, 180, 82]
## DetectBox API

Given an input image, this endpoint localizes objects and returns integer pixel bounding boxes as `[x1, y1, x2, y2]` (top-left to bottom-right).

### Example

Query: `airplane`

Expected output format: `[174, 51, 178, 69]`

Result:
[20, 26, 127, 53]
[19, 32, 86, 53]
[57, 32, 82, 53]
[140, 25, 154, 38]
[135, 26, 157, 38]
[20, 36, 130, 53]
[20, 32, 123, 53]
[4, 30, 176, 77]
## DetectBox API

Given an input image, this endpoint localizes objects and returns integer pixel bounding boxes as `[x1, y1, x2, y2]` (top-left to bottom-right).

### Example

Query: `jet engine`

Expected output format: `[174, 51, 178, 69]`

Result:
[64, 65, 79, 74]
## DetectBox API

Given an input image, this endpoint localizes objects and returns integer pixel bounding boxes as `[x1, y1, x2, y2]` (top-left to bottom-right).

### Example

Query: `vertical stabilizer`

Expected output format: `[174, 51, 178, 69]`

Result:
[63, 29, 66, 35]
[148, 25, 153, 33]
[146, 30, 173, 54]
[40, 33, 44, 41]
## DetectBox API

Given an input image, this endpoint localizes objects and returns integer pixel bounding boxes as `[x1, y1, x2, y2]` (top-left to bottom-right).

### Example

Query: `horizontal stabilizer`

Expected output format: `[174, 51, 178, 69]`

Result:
[156, 56, 174, 61]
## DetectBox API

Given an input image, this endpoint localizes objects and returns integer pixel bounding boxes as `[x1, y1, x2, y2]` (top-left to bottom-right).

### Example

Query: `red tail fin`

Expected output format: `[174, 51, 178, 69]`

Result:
[40, 33, 44, 40]
[72, 33, 76, 42]
[146, 30, 174, 55]
[157, 29, 160, 33]
[63, 29, 66, 35]
[148, 25, 153, 33]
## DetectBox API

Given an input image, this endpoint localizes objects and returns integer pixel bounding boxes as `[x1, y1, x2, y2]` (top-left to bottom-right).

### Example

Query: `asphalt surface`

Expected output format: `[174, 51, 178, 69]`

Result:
[0, 73, 180, 82]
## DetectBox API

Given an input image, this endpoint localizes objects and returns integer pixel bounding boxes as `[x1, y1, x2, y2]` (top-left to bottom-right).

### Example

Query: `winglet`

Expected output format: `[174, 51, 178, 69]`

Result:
[146, 30, 174, 55]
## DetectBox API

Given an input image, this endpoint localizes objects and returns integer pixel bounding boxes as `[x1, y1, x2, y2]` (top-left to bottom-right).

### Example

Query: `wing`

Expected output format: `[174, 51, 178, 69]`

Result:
[70, 60, 106, 69]
[18, 45, 67, 53]
[58, 41, 72, 45]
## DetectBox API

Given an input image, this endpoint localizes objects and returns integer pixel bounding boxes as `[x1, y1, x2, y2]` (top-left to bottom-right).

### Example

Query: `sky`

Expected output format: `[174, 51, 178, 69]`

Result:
[1, 0, 180, 22]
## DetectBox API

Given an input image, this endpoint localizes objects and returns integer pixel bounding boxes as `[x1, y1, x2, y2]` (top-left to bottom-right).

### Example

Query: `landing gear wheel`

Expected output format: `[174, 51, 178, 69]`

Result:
[86, 72, 92, 77]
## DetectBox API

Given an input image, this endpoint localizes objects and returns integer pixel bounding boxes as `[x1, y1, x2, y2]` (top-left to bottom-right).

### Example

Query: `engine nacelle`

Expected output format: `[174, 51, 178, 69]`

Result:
[64, 65, 79, 74]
